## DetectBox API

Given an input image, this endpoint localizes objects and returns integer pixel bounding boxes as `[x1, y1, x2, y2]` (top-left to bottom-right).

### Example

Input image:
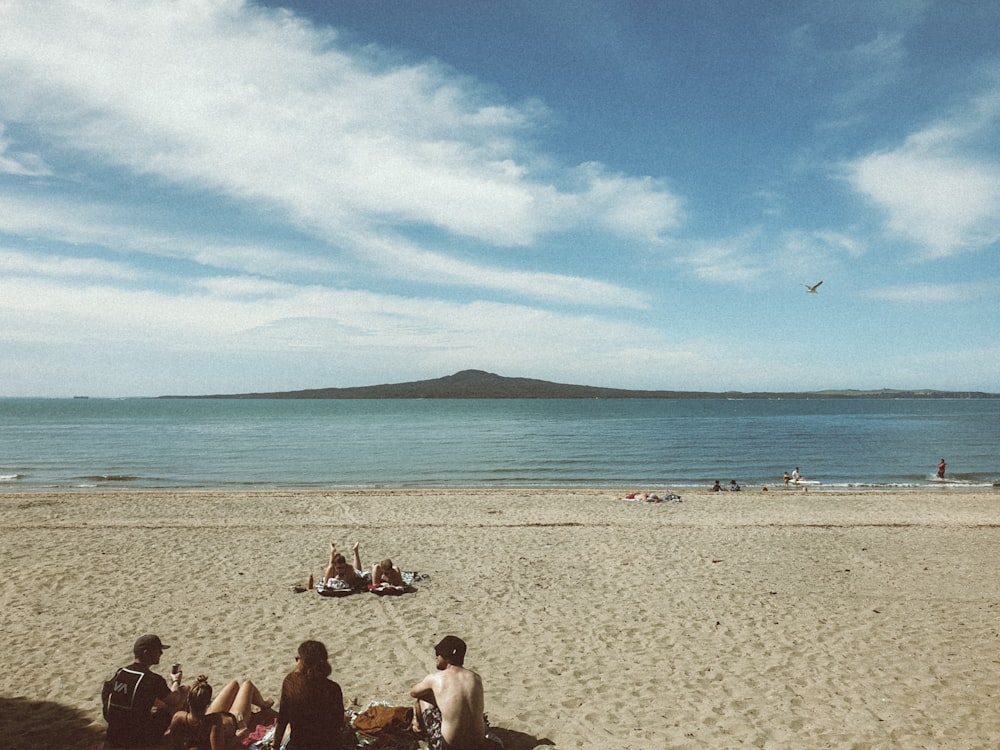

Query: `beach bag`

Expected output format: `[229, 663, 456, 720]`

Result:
[101, 666, 145, 720]
[352, 703, 412, 733]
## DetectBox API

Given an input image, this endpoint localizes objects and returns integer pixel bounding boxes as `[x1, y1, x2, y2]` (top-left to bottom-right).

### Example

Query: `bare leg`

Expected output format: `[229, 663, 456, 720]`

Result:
[412, 699, 427, 734]
[352, 542, 362, 572]
[229, 679, 272, 719]
[208, 679, 241, 714]
[324, 542, 338, 583]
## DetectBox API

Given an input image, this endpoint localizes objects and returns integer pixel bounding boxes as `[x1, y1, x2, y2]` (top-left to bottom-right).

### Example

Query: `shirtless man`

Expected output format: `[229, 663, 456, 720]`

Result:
[409, 635, 499, 750]
[372, 558, 406, 589]
[323, 542, 368, 589]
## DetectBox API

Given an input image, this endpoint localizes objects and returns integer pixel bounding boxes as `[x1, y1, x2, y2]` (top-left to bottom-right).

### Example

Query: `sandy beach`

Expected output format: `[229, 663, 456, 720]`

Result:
[2, 487, 999, 749]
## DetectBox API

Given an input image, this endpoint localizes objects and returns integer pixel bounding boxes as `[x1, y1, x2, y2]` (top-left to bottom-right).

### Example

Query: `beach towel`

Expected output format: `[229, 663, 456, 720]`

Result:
[316, 577, 355, 597]
[318, 571, 427, 596]
[241, 711, 278, 747]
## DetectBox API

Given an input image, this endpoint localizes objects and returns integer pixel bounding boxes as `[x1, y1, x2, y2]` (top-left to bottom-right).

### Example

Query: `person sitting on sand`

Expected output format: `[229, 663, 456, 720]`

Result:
[273, 640, 344, 750]
[711, 480, 722, 492]
[167, 676, 274, 750]
[729, 480, 741, 491]
[410, 636, 501, 750]
[103, 634, 188, 747]
[323, 542, 370, 590]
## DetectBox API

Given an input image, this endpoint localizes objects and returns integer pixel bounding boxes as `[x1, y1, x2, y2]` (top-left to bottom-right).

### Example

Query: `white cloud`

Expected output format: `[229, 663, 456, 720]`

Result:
[0, 193, 340, 279]
[0, 0, 682, 255]
[0, 249, 141, 280]
[677, 234, 766, 285]
[846, 87, 1000, 259]
[569, 163, 683, 242]
[0, 272, 663, 375]
[355, 231, 651, 309]
[864, 281, 996, 304]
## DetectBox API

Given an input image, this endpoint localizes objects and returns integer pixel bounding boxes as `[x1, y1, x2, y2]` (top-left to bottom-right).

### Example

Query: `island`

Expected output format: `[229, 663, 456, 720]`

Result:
[160, 369, 1000, 400]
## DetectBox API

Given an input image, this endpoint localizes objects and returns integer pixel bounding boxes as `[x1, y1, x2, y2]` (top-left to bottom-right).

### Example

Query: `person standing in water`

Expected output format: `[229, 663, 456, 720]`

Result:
[937, 458, 946, 479]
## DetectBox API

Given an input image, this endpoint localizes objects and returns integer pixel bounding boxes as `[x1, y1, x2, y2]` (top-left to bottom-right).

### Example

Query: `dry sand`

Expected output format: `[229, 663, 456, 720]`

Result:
[1, 488, 999, 749]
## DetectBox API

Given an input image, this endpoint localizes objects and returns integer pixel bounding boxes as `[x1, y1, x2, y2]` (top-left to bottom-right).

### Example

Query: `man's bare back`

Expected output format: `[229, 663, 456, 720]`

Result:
[410, 636, 493, 750]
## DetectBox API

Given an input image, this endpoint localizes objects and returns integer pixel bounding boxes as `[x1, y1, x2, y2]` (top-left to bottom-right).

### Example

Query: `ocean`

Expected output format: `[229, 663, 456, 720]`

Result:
[1, 397, 997, 491]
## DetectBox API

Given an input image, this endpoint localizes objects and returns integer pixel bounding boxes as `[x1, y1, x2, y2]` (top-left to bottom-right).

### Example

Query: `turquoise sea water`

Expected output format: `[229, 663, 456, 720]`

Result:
[1, 397, 998, 491]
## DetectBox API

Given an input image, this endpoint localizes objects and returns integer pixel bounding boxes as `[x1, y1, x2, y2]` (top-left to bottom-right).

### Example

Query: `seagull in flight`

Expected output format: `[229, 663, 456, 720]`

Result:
[804, 281, 823, 293]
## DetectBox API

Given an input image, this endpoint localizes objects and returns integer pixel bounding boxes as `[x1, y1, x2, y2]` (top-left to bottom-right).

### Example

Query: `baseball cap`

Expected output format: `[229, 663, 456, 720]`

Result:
[434, 635, 466, 664]
[133, 634, 170, 655]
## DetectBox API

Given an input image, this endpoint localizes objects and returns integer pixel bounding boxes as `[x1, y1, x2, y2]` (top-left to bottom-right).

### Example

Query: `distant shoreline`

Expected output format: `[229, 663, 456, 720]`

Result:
[159, 368, 1000, 400]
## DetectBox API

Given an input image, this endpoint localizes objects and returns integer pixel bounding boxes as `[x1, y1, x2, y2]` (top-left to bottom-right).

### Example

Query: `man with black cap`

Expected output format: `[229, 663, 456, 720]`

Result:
[409, 635, 500, 749]
[102, 634, 186, 747]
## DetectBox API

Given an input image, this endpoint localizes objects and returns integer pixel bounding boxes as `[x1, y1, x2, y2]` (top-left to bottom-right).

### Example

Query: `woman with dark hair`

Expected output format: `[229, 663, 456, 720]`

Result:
[272, 640, 345, 750]
[167, 675, 272, 750]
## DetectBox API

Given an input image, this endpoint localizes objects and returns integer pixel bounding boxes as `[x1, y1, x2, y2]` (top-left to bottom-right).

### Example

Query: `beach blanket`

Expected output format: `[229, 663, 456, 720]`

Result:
[316, 576, 356, 597]
[623, 492, 682, 503]
[241, 711, 278, 747]
[317, 571, 427, 597]
[249, 724, 282, 750]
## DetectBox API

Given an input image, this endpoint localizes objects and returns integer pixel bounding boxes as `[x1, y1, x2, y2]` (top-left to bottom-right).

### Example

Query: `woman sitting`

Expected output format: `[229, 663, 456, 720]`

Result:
[167, 675, 273, 750]
[274, 640, 345, 749]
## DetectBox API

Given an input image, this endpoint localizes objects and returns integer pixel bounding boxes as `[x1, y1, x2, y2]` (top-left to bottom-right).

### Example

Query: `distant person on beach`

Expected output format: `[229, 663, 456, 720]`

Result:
[621, 491, 654, 501]
[372, 557, 406, 589]
[323, 542, 370, 590]
[729, 480, 741, 491]
[791, 467, 801, 483]
[783, 471, 791, 486]
[167, 675, 273, 750]
[410, 635, 500, 750]
[273, 640, 345, 750]
[711, 480, 722, 492]
[103, 634, 187, 747]
[937, 458, 946, 479]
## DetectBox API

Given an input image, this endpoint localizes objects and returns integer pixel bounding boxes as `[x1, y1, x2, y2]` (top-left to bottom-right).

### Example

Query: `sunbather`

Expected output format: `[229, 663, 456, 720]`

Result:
[167, 675, 273, 750]
[323, 542, 370, 590]
[372, 558, 406, 589]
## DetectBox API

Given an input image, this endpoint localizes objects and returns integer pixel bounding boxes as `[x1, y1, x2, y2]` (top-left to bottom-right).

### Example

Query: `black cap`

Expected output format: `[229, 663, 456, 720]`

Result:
[133, 634, 169, 656]
[434, 635, 466, 665]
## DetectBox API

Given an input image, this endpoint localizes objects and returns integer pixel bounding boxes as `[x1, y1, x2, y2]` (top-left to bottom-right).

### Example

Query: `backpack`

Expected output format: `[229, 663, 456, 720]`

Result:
[102, 666, 146, 721]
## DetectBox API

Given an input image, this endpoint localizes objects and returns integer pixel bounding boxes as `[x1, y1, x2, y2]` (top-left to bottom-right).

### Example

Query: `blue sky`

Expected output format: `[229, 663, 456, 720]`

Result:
[1, 0, 998, 397]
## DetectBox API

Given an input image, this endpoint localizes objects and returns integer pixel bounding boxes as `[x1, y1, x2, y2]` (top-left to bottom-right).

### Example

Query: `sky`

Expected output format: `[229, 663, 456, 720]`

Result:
[1, 0, 998, 397]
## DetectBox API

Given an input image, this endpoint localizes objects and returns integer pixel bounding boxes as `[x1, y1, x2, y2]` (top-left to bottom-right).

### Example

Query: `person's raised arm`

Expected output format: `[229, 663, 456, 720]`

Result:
[409, 673, 436, 702]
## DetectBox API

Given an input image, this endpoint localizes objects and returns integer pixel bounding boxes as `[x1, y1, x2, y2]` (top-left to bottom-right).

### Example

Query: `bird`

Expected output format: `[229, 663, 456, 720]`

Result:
[804, 281, 823, 293]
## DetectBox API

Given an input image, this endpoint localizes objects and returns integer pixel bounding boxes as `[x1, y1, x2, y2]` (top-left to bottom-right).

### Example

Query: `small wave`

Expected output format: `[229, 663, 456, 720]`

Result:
[79, 474, 141, 482]
[0, 473, 25, 481]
